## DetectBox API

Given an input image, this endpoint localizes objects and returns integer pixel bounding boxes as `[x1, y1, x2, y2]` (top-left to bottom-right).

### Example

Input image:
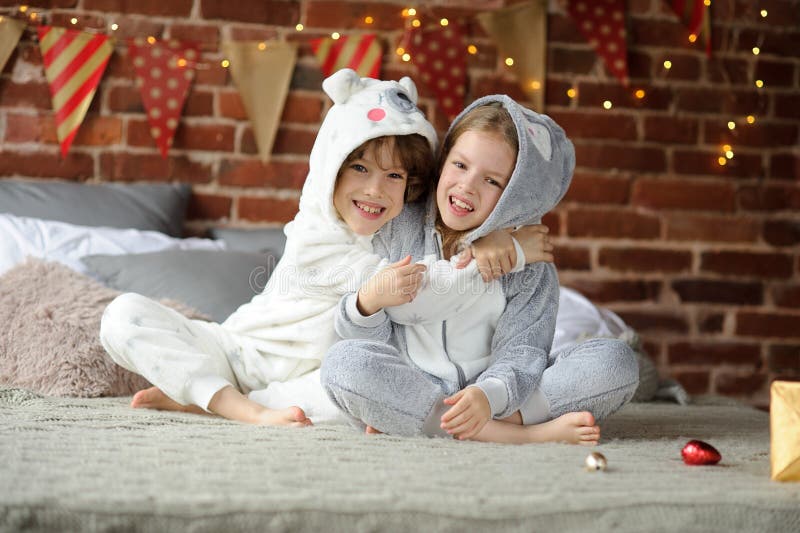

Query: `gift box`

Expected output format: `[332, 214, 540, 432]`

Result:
[770, 380, 800, 482]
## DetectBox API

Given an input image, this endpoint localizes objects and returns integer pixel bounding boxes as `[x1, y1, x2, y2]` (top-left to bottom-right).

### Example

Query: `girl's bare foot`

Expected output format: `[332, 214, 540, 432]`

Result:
[365, 425, 383, 435]
[131, 387, 206, 415]
[253, 405, 312, 428]
[472, 411, 600, 445]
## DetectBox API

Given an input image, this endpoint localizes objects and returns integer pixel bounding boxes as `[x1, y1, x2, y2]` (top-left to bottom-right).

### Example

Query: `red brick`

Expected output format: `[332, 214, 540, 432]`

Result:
[764, 220, 800, 247]
[708, 58, 750, 85]
[466, 43, 498, 71]
[228, 26, 280, 42]
[562, 279, 661, 303]
[628, 17, 687, 48]
[187, 193, 232, 221]
[736, 312, 800, 338]
[675, 88, 725, 114]
[306, 1, 405, 31]
[0, 81, 52, 110]
[701, 251, 793, 279]
[664, 213, 759, 243]
[705, 121, 798, 148]
[567, 208, 660, 239]
[775, 94, 800, 120]
[282, 94, 324, 124]
[546, 111, 637, 141]
[715, 373, 768, 395]
[654, 52, 700, 81]
[184, 90, 214, 117]
[127, 119, 156, 148]
[288, 64, 325, 92]
[219, 90, 247, 120]
[545, 80, 574, 107]
[99, 153, 212, 183]
[562, 173, 629, 204]
[218, 159, 309, 189]
[0, 151, 93, 180]
[547, 48, 597, 75]
[671, 370, 710, 395]
[770, 154, 800, 180]
[48, 13, 106, 31]
[754, 59, 796, 87]
[201, 0, 300, 26]
[105, 53, 137, 81]
[169, 24, 220, 52]
[773, 285, 800, 308]
[698, 312, 725, 333]
[632, 179, 736, 211]
[627, 50, 652, 80]
[615, 310, 690, 334]
[768, 345, 800, 373]
[574, 144, 667, 173]
[84, 0, 193, 16]
[671, 279, 763, 305]
[738, 185, 800, 211]
[271, 128, 317, 156]
[238, 196, 300, 223]
[643, 116, 699, 144]
[738, 28, 800, 58]
[101, 16, 164, 41]
[553, 246, 591, 271]
[107, 86, 144, 113]
[673, 150, 764, 179]
[548, 13, 586, 44]
[599, 248, 692, 273]
[668, 342, 761, 366]
[473, 75, 528, 103]
[3, 114, 55, 144]
[173, 124, 236, 152]
[576, 82, 671, 110]
[194, 63, 229, 86]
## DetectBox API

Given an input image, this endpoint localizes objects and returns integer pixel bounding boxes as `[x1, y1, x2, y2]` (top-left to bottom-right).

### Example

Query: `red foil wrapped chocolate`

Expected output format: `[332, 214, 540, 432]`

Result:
[681, 440, 722, 465]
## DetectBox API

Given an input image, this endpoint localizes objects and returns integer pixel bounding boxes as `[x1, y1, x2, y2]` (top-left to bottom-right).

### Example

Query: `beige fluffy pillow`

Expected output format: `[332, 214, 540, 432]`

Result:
[0, 258, 207, 397]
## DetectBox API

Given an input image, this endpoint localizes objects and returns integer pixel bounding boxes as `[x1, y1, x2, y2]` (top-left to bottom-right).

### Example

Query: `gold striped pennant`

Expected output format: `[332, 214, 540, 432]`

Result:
[38, 26, 114, 157]
[310, 34, 381, 79]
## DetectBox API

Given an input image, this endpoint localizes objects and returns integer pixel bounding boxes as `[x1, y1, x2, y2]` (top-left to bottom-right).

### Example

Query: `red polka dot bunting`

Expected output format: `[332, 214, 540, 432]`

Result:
[128, 38, 198, 157]
[567, 0, 629, 86]
[408, 20, 467, 122]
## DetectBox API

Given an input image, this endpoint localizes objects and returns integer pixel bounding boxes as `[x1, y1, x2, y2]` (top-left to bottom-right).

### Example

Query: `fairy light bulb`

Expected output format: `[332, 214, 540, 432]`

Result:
[761, 9, 768, 17]
[396, 47, 405, 55]
[29, 12, 37, 20]
[635, 89, 645, 99]
[221, 59, 230, 68]
[726, 150, 734, 159]
[703, 0, 711, 5]
[295, 23, 304, 31]
[467, 45, 478, 55]
[364, 16, 374, 24]
[147, 36, 156, 44]
[746, 115, 755, 124]
[752, 47, 760, 55]
[110, 23, 119, 31]
[567, 88, 577, 98]
[176, 58, 187, 67]
[688, 33, 697, 43]
[663, 60, 672, 69]
[440, 18, 449, 26]
[530, 81, 541, 90]
[408, 8, 417, 16]
[755, 79, 764, 88]
[19, 5, 28, 12]
[718, 157, 727, 166]
[505, 57, 514, 66]
[411, 19, 421, 28]
[402, 53, 411, 62]
[70, 17, 78, 25]
[603, 100, 613, 110]
[723, 144, 732, 152]
[727, 121, 736, 130]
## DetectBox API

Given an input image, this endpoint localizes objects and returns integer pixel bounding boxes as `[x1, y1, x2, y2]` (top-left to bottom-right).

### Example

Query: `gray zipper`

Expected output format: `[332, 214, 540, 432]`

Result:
[432, 228, 467, 390]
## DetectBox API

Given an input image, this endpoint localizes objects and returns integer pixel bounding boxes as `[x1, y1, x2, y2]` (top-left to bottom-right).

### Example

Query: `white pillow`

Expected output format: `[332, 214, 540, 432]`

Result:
[0, 214, 225, 276]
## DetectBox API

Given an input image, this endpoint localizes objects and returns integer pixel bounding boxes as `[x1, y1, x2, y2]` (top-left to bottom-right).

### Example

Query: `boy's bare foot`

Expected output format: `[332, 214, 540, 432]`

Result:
[365, 425, 383, 435]
[131, 387, 205, 415]
[253, 405, 312, 428]
[472, 411, 600, 445]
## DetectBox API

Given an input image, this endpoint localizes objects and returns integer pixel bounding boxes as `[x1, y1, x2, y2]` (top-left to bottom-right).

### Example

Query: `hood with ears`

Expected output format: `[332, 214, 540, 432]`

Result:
[444, 95, 574, 245]
[297, 68, 438, 229]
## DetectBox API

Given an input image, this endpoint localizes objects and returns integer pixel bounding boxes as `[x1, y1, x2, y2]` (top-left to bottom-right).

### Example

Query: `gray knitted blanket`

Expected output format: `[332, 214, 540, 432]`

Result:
[1, 387, 798, 532]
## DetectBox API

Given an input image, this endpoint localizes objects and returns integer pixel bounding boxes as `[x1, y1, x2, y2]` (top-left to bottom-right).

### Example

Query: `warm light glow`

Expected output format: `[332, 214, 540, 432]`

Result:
[467, 44, 478, 55]
[221, 59, 230, 68]
[718, 157, 727, 166]
[505, 57, 514, 66]
[755, 79, 764, 88]
[177, 58, 187, 67]
[408, 8, 417, 16]
[258, 42, 266, 50]
[688, 33, 697, 43]
[727, 121, 736, 130]
[722, 144, 732, 152]
[530, 81, 542, 90]
[364, 16, 374, 24]
[110, 23, 119, 31]
[635, 89, 645, 99]
[746, 115, 756, 124]
[19, 6, 28, 13]
[411, 19, 421, 28]
[725, 150, 734, 159]
[402, 53, 411, 62]
[402, 8, 409, 17]
[663, 60, 672, 69]
[331, 32, 341, 39]
[29, 12, 37, 20]
[396, 47, 405, 55]
[567, 88, 577, 98]
[752, 47, 760, 55]
[70, 17, 78, 25]
[703, 0, 711, 5]
[603, 100, 612, 109]
[440, 18, 449, 26]
[147, 36, 156, 44]
[760, 9, 768, 17]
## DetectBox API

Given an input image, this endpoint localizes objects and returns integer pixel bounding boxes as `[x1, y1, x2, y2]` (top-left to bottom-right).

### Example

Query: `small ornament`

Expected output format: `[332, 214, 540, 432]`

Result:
[681, 440, 721, 465]
[584, 452, 607, 471]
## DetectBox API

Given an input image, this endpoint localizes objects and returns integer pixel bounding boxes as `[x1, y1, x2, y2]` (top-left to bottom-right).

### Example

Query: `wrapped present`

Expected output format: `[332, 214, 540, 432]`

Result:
[771, 380, 800, 482]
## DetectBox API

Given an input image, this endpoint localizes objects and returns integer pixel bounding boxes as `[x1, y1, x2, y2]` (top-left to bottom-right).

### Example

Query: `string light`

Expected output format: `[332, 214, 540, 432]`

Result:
[396, 47, 405, 55]
[331, 32, 340, 39]
[19, 5, 28, 13]
[408, 8, 417, 16]
[755, 79, 764, 88]
[440, 18, 449, 26]
[688, 33, 697, 43]
[402, 8, 409, 16]
[110, 23, 119, 31]
[530, 81, 541, 90]
[258, 42, 267, 51]
[760, 9, 768, 17]
[603, 100, 612, 109]
[29, 12, 37, 20]
[221, 59, 230, 68]
[718, 157, 727, 166]
[723, 144, 732, 152]
[295, 23, 304, 31]
[401, 53, 411, 62]
[752, 47, 760, 55]
[746, 115, 755, 124]
[411, 19, 421, 28]
[147, 36, 156, 44]
[176, 58, 187, 67]
[727, 121, 736, 130]
[504, 57, 514, 66]
[663, 60, 672, 69]
[567, 88, 577, 98]
[70, 17, 78, 25]
[364, 16, 374, 24]
[703, 0, 711, 5]
[725, 150, 734, 159]
[635, 89, 646, 99]
[467, 45, 478, 54]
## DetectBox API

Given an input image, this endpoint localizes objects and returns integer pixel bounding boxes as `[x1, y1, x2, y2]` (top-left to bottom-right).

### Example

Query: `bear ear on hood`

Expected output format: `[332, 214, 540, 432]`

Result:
[398, 76, 419, 104]
[322, 68, 363, 104]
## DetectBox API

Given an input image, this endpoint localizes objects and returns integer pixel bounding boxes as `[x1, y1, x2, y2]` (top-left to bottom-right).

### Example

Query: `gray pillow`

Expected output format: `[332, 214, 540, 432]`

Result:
[83, 249, 277, 322]
[0, 179, 191, 237]
[209, 227, 287, 256]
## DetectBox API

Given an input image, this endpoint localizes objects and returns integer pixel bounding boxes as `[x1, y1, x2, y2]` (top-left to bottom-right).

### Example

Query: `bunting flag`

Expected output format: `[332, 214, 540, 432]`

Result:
[0, 16, 26, 74]
[566, 0, 629, 86]
[408, 19, 467, 122]
[669, 0, 711, 56]
[223, 41, 297, 163]
[477, 0, 548, 111]
[310, 34, 381, 79]
[38, 26, 114, 157]
[128, 38, 198, 158]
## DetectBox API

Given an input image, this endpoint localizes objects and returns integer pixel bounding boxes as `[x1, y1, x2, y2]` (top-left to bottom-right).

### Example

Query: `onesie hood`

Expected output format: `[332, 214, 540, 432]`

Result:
[298, 68, 438, 229]
[442, 95, 575, 244]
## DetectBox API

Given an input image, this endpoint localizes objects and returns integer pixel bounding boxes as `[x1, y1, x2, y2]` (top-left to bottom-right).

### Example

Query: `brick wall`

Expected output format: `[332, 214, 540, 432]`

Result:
[0, 0, 798, 407]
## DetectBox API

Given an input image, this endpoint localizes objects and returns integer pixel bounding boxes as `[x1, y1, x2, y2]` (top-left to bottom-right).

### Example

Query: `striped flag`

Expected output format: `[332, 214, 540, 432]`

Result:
[38, 26, 114, 157]
[310, 34, 381, 79]
[670, 0, 711, 56]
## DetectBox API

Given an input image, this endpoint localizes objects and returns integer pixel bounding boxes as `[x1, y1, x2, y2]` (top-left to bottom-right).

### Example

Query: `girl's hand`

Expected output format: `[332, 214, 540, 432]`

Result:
[513, 224, 554, 265]
[356, 256, 426, 316]
[440, 386, 491, 440]
[455, 229, 516, 282]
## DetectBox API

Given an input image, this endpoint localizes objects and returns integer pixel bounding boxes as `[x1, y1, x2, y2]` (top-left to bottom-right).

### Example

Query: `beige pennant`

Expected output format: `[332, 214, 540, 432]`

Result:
[223, 41, 298, 163]
[0, 16, 26, 74]
[477, 0, 547, 111]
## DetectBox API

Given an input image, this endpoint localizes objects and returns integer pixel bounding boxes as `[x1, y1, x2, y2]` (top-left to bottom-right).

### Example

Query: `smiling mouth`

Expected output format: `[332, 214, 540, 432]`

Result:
[354, 200, 386, 217]
[449, 195, 474, 212]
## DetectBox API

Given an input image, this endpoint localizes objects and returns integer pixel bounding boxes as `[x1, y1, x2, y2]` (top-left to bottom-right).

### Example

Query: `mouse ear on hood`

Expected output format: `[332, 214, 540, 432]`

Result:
[321, 68, 364, 104]
[398, 76, 419, 104]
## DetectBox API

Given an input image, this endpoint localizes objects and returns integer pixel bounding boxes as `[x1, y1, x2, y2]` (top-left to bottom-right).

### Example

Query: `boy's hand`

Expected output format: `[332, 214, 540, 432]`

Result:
[513, 224, 554, 265]
[440, 386, 491, 440]
[455, 229, 515, 282]
[356, 256, 426, 316]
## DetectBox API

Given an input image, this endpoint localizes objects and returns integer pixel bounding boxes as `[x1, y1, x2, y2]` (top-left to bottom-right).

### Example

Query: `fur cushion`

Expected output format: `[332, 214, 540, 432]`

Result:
[0, 258, 207, 397]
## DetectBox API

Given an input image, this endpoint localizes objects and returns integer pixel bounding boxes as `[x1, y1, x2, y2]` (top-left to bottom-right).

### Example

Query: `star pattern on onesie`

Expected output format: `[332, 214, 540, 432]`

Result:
[567, 0, 628, 86]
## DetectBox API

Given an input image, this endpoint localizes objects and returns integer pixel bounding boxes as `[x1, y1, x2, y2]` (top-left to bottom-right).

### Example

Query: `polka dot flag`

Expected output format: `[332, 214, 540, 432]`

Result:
[567, 0, 629, 86]
[128, 38, 198, 158]
[408, 20, 467, 122]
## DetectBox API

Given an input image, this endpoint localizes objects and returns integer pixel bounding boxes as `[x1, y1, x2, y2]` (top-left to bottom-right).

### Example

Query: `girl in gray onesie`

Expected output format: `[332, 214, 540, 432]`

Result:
[321, 95, 640, 445]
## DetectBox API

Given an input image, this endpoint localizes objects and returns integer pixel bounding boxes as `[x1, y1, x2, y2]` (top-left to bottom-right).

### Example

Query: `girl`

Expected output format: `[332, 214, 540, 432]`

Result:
[321, 96, 640, 445]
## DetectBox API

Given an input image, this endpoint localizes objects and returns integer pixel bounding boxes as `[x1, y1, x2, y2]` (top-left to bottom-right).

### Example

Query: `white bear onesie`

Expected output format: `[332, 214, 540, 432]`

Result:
[99, 69, 437, 412]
